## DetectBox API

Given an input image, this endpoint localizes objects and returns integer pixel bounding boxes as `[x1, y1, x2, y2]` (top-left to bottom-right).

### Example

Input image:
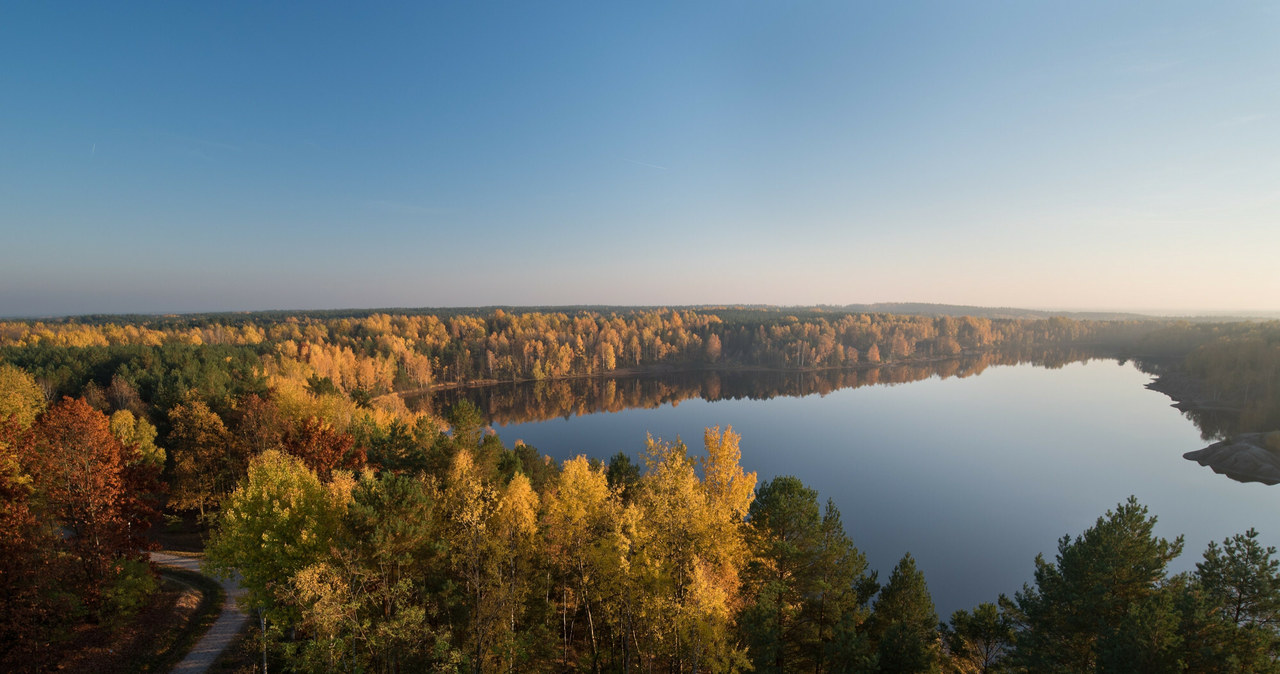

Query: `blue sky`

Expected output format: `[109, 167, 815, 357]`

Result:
[2, 2, 1277, 316]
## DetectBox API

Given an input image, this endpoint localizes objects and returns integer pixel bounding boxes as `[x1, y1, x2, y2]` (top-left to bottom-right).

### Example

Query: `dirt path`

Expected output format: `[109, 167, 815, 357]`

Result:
[150, 552, 248, 674]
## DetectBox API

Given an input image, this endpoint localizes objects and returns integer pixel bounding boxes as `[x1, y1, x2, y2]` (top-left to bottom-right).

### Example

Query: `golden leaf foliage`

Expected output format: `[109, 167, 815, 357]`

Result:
[0, 364, 46, 430]
[205, 450, 352, 620]
[167, 395, 234, 516]
[108, 409, 164, 468]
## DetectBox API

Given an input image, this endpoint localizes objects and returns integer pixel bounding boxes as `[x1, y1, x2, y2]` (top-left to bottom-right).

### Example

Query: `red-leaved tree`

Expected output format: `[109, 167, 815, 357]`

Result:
[28, 398, 161, 600]
[283, 416, 366, 480]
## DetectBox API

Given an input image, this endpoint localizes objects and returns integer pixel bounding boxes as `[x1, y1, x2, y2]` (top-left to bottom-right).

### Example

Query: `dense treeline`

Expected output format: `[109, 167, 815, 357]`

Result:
[5, 308, 1271, 429]
[0, 307, 1219, 448]
[0, 309, 1165, 393]
[0, 309, 1170, 455]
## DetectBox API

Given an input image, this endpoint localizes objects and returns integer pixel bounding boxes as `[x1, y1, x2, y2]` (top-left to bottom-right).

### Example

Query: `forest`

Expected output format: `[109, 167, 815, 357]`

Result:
[2, 307, 1280, 671]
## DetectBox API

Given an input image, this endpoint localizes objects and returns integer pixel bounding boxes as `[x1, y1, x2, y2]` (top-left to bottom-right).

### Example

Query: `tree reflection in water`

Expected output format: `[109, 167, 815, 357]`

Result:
[405, 347, 1112, 428]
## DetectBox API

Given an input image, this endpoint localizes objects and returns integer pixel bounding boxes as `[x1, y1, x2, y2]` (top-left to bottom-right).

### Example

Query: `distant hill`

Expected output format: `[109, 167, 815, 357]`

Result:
[831, 303, 1154, 321]
[830, 303, 1280, 322]
[8, 303, 1276, 324]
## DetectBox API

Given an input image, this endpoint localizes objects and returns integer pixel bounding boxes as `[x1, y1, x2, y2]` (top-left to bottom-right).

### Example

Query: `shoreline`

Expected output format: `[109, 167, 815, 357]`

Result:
[1140, 360, 1246, 416]
[395, 347, 1101, 398]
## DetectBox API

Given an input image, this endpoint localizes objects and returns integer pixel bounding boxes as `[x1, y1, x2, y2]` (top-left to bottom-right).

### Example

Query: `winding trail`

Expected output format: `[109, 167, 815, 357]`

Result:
[150, 552, 248, 674]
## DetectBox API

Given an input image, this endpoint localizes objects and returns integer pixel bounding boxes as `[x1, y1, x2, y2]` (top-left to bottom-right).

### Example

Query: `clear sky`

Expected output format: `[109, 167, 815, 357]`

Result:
[2, 2, 1278, 316]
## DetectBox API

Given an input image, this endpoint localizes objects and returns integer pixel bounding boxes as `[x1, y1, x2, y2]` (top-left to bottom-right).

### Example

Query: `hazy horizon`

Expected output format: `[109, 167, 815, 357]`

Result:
[4, 300, 1278, 322]
[4, 2, 1278, 316]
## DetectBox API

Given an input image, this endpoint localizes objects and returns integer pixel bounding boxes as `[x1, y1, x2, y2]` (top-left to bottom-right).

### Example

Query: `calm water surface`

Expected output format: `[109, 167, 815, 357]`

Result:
[465, 359, 1280, 616]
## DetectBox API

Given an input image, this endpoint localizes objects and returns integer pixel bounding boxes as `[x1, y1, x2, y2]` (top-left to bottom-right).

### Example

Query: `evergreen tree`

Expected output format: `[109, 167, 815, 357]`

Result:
[1007, 496, 1183, 672]
[1198, 528, 1280, 629]
[605, 451, 640, 503]
[869, 553, 940, 673]
[1175, 529, 1280, 672]
[448, 400, 485, 450]
[940, 602, 1012, 674]
[742, 477, 876, 673]
[291, 471, 461, 671]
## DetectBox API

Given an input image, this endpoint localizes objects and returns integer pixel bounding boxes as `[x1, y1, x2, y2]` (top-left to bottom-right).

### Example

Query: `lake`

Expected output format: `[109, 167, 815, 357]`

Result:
[411, 356, 1280, 617]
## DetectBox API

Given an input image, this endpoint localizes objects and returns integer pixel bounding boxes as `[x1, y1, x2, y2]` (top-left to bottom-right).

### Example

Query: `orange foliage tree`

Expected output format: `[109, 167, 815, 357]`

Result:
[26, 398, 160, 606]
[283, 417, 366, 480]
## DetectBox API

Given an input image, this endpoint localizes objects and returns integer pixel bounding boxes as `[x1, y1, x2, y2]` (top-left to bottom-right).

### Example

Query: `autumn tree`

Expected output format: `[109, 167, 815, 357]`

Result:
[485, 472, 545, 669]
[437, 449, 501, 671]
[889, 332, 912, 361]
[634, 435, 707, 666]
[22, 397, 159, 629]
[0, 363, 45, 428]
[105, 373, 145, 416]
[706, 333, 722, 363]
[702, 426, 756, 530]
[283, 416, 366, 481]
[167, 394, 236, 517]
[109, 409, 164, 468]
[0, 417, 65, 669]
[692, 426, 757, 668]
[29, 399, 129, 591]
[228, 393, 288, 459]
[206, 449, 352, 628]
[630, 431, 754, 671]
[105, 409, 167, 576]
[543, 455, 625, 670]
[291, 471, 461, 671]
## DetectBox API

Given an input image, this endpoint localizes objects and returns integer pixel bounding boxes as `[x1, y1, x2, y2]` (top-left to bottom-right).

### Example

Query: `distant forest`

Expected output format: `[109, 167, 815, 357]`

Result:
[3, 306, 1278, 429]
[2, 307, 1279, 671]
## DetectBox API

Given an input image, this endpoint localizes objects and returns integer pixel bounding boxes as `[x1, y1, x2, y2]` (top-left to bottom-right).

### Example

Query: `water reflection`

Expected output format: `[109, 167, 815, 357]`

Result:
[1130, 358, 1246, 441]
[403, 348, 1280, 488]
[402, 343, 1280, 490]
[405, 347, 1113, 426]
[1127, 357, 1278, 483]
